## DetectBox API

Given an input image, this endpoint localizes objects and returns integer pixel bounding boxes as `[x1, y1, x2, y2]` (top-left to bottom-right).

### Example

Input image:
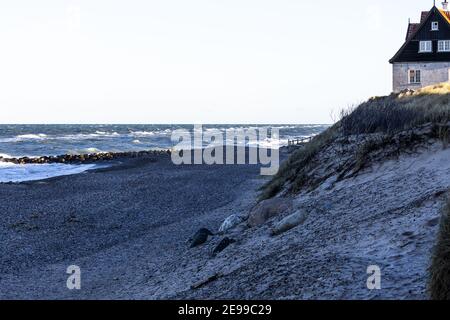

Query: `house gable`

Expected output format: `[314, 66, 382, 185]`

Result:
[390, 6, 450, 63]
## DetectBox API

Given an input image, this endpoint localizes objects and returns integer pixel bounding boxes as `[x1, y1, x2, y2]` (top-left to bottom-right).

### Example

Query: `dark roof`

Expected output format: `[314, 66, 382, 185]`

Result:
[404, 10, 431, 40]
[406, 23, 420, 40]
[390, 6, 450, 63]
[421, 11, 429, 23]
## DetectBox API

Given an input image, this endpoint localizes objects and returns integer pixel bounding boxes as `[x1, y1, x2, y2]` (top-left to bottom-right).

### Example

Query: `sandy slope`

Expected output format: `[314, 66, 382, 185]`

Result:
[173, 143, 450, 300]
[0, 144, 449, 299]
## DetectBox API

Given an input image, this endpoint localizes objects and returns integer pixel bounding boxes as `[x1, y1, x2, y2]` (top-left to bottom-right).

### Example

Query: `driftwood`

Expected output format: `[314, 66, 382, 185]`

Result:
[190, 273, 222, 290]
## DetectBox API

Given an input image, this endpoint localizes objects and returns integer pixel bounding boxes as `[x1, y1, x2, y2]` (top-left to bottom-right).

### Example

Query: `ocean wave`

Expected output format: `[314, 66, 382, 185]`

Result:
[16, 134, 47, 140]
[0, 161, 15, 168]
[131, 131, 156, 137]
[247, 138, 289, 149]
[0, 163, 100, 183]
[130, 130, 172, 137]
[0, 153, 12, 159]
[58, 132, 121, 140]
[5, 132, 123, 143]
[67, 147, 104, 155]
[0, 125, 328, 158]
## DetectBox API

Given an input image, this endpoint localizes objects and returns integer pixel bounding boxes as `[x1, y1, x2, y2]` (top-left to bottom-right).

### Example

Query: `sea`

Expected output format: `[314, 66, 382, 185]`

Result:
[0, 124, 329, 183]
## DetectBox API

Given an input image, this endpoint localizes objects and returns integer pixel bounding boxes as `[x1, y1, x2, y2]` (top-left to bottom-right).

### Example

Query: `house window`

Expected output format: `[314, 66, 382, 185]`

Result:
[409, 70, 421, 84]
[432, 21, 439, 31]
[419, 41, 432, 52]
[438, 40, 450, 52]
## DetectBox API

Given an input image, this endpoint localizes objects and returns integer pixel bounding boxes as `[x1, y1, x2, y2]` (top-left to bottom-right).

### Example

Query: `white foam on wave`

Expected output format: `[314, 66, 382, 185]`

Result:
[2, 132, 123, 143]
[16, 133, 47, 140]
[0, 134, 48, 143]
[131, 131, 156, 137]
[0, 162, 99, 183]
[130, 129, 173, 137]
[66, 147, 105, 155]
[247, 138, 289, 149]
[58, 132, 121, 140]
[0, 153, 12, 159]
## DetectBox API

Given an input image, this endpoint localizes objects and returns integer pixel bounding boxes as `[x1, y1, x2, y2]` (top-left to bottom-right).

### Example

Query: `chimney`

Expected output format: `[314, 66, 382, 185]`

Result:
[443, 0, 449, 11]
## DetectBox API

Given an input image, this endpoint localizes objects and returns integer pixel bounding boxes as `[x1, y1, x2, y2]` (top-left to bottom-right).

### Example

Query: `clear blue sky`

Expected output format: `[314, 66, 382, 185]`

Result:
[0, 0, 436, 124]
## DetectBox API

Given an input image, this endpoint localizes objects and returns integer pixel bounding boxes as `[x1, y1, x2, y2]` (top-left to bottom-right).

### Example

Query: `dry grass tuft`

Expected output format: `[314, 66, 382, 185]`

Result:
[414, 83, 450, 96]
[429, 196, 450, 300]
[340, 88, 450, 136]
[259, 125, 338, 201]
[260, 83, 450, 200]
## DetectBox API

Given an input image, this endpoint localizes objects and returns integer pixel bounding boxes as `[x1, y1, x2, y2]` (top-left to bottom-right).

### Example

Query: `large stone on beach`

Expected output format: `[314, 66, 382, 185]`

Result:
[190, 228, 214, 248]
[212, 237, 236, 256]
[271, 210, 307, 236]
[247, 198, 293, 228]
[219, 215, 243, 233]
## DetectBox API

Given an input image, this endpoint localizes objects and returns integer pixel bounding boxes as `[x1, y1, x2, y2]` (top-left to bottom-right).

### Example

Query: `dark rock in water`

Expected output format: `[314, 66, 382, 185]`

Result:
[0, 148, 171, 166]
[190, 228, 214, 248]
[212, 237, 236, 255]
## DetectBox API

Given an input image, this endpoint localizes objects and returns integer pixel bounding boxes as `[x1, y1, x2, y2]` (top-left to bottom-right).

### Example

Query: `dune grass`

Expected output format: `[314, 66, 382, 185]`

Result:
[260, 83, 450, 201]
[259, 125, 338, 200]
[340, 83, 450, 136]
[429, 196, 450, 300]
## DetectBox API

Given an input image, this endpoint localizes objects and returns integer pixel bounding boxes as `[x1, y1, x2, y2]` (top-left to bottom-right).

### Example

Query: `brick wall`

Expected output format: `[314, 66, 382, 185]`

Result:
[393, 62, 450, 92]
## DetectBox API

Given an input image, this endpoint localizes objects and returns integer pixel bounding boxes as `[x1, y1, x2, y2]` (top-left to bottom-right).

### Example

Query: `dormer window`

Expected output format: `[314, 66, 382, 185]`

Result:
[419, 40, 432, 52]
[432, 21, 439, 31]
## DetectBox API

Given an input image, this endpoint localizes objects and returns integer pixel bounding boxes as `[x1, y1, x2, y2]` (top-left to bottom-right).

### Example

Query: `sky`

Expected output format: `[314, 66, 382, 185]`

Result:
[0, 0, 437, 124]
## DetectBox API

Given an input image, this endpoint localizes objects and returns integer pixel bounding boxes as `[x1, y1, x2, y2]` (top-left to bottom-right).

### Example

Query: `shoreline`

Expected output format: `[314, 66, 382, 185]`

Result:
[0, 146, 290, 184]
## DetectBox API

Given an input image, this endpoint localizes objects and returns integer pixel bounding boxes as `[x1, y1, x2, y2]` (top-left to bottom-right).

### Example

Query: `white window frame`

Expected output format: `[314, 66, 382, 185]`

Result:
[432, 21, 439, 31]
[409, 70, 421, 84]
[438, 40, 450, 52]
[419, 41, 432, 53]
